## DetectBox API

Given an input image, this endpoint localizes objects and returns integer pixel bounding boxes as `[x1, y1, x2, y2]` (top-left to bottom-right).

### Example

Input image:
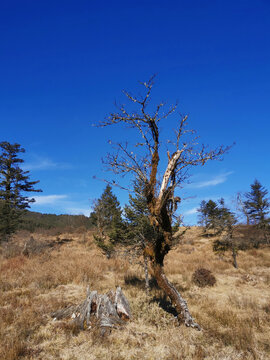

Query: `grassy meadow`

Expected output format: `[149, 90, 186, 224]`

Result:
[0, 227, 269, 360]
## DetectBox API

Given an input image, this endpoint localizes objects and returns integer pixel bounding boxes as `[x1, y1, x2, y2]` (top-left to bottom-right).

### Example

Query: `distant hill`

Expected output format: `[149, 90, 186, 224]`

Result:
[20, 210, 96, 232]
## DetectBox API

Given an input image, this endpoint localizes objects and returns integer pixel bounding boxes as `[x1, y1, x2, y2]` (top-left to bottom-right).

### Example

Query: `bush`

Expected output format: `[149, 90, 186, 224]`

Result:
[192, 268, 216, 287]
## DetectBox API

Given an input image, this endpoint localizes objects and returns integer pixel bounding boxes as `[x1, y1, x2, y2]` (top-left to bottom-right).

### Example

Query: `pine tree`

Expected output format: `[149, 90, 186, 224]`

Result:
[198, 199, 228, 235]
[124, 178, 153, 244]
[92, 185, 125, 257]
[212, 201, 238, 268]
[198, 198, 239, 267]
[0, 142, 42, 240]
[243, 180, 270, 244]
[198, 199, 218, 232]
[244, 180, 270, 227]
[124, 178, 156, 293]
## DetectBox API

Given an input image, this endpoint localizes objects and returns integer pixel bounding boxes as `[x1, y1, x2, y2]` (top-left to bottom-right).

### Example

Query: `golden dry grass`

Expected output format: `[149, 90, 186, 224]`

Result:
[0, 227, 269, 360]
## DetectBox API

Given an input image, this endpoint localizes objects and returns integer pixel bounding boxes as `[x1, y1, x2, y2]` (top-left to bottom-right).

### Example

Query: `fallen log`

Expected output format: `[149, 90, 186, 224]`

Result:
[51, 286, 131, 333]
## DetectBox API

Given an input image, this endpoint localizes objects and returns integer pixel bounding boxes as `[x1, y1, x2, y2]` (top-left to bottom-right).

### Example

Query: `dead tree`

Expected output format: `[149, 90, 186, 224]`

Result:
[236, 192, 250, 225]
[98, 76, 230, 330]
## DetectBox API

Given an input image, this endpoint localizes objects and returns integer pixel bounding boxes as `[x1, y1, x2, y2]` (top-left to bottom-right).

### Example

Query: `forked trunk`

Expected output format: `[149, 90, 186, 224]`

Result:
[145, 146, 201, 330]
[152, 262, 201, 330]
[145, 198, 201, 330]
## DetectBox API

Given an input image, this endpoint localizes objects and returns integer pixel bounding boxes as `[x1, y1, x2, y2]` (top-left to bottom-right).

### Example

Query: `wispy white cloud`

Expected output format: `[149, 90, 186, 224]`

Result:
[22, 156, 71, 171]
[184, 207, 198, 215]
[66, 208, 91, 216]
[23, 159, 57, 170]
[31, 194, 91, 216]
[33, 194, 68, 205]
[188, 172, 233, 189]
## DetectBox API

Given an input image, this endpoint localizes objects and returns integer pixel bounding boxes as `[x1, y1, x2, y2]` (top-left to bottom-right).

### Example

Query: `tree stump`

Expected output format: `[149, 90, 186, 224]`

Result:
[51, 286, 131, 333]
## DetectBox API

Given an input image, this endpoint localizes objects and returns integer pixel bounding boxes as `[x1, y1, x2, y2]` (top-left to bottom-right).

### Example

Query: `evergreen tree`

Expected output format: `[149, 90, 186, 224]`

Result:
[0, 142, 42, 240]
[212, 202, 238, 268]
[124, 178, 156, 293]
[197, 199, 234, 235]
[244, 180, 270, 227]
[92, 185, 125, 257]
[218, 198, 238, 232]
[124, 178, 153, 245]
[198, 200, 220, 233]
[198, 198, 239, 267]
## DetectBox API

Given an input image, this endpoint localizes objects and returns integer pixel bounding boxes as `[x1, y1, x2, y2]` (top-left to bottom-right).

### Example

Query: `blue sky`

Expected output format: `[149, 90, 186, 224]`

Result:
[1, 0, 269, 224]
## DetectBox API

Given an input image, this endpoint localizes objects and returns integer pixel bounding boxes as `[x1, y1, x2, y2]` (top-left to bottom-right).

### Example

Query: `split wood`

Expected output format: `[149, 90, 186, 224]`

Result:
[51, 286, 131, 333]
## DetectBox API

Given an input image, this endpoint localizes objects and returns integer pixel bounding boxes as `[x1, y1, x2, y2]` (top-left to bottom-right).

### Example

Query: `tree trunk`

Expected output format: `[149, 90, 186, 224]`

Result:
[232, 247, 238, 269]
[144, 196, 201, 330]
[152, 262, 201, 330]
[143, 255, 150, 295]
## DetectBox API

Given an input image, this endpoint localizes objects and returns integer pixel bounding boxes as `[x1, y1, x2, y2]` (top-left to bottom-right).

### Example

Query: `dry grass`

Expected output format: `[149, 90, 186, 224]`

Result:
[0, 228, 269, 359]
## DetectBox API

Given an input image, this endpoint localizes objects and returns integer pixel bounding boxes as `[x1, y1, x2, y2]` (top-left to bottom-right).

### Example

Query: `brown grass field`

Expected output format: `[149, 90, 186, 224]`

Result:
[0, 227, 269, 360]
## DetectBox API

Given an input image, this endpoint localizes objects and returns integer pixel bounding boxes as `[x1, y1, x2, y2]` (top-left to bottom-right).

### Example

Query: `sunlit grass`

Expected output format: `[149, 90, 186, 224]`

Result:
[0, 228, 269, 359]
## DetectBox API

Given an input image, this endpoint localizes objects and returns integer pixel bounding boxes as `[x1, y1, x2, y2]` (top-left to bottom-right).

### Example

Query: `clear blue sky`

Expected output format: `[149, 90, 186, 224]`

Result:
[1, 0, 269, 224]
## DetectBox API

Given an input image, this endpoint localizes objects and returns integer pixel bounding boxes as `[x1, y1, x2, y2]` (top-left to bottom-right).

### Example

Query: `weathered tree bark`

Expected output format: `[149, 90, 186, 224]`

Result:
[145, 232, 200, 330]
[152, 263, 201, 329]
[51, 287, 131, 333]
[143, 143, 201, 330]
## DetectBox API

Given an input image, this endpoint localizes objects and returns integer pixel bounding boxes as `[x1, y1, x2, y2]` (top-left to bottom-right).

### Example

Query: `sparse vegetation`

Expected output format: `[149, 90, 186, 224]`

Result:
[0, 227, 269, 359]
[1, 90, 269, 360]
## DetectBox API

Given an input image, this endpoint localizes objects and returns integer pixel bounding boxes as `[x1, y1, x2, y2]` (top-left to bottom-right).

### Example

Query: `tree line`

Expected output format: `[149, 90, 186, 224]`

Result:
[0, 142, 96, 238]
[21, 211, 95, 232]
[90, 178, 270, 271]
[197, 180, 270, 268]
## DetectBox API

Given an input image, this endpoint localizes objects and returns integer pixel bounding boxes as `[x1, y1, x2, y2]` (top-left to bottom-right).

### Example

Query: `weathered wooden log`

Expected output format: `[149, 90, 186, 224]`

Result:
[51, 286, 131, 332]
